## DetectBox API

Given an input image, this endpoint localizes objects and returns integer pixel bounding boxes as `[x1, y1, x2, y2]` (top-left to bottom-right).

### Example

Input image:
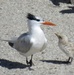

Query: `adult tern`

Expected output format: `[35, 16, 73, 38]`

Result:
[1, 13, 56, 66]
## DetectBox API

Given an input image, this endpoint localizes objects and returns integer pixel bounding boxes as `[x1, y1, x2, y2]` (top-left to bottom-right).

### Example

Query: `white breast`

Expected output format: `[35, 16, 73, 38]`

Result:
[24, 28, 47, 56]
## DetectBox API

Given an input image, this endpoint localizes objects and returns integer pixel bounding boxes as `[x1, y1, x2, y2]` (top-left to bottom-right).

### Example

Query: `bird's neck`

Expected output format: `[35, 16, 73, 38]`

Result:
[28, 24, 43, 34]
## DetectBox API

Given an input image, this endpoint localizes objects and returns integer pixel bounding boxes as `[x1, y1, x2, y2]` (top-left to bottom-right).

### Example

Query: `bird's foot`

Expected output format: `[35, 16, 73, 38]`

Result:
[26, 59, 34, 70]
[67, 57, 73, 64]
[26, 55, 34, 66]
[26, 59, 34, 66]
[29, 59, 34, 66]
[26, 59, 29, 65]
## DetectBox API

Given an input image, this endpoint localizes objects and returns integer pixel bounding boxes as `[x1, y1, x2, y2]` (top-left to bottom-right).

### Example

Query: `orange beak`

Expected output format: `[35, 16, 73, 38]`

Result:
[42, 21, 56, 26]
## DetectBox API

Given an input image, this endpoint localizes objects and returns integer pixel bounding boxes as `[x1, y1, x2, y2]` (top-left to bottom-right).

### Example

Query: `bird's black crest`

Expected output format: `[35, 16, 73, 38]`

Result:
[27, 13, 36, 20]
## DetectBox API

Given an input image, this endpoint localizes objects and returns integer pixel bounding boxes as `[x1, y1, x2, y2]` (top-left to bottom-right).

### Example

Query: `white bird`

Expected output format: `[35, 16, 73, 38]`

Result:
[55, 33, 74, 63]
[1, 13, 56, 66]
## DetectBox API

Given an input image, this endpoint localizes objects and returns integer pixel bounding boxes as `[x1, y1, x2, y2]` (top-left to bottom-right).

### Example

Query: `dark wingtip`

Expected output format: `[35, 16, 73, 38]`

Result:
[27, 13, 36, 20]
[8, 42, 14, 47]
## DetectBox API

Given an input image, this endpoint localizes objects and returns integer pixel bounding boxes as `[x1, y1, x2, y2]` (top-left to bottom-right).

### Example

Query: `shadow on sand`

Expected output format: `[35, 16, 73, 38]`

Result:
[0, 59, 30, 69]
[60, 6, 74, 14]
[40, 59, 71, 64]
[50, 0, 71, 6]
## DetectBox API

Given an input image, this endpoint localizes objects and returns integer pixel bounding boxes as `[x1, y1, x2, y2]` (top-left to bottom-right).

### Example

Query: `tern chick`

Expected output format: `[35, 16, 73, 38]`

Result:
[55, 33, 74, 64]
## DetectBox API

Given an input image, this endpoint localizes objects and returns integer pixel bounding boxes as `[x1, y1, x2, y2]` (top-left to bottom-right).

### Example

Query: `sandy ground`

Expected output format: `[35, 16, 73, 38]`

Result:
[0, 0, 74, 75]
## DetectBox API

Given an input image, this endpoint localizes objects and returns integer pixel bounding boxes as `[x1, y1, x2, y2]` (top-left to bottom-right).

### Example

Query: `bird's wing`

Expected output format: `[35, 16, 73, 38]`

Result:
[68, 42, 74, 51]
[59, 43, 72, 57]
[14, 33, 33, 53]
[61, 42, 74, 57]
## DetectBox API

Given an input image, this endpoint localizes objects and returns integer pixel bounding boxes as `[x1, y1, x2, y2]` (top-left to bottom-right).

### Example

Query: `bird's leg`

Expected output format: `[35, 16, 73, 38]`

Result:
[67, 57, 73, 63]
[61, 49, 73, 63]
[29, 55, 34, 66]
[26, 57, 29, 65]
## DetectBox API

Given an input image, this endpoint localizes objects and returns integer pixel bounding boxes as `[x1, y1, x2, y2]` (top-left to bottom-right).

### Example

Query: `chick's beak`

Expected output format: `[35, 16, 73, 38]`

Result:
[55, 33, 58, 36]
[42, 21, 56, 26]
[55, 33, 60, 38]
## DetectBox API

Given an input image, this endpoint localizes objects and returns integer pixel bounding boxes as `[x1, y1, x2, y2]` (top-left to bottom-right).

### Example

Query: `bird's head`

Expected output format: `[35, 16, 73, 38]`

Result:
[27, 13, 56, 27]
[55, 33, 69, 44]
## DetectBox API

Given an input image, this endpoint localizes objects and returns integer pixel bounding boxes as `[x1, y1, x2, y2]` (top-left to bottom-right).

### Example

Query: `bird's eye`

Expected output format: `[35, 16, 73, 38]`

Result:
[59, 36, 62, 39]
[36, 19, 40, 21]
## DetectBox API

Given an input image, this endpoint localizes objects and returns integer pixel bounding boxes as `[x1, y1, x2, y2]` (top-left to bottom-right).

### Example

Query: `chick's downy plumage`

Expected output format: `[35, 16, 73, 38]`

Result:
[55, 33, 74, 63]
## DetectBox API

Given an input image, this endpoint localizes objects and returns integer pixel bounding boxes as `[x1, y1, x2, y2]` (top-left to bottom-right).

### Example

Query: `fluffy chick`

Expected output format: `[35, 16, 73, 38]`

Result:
[55, 33, 74, 63]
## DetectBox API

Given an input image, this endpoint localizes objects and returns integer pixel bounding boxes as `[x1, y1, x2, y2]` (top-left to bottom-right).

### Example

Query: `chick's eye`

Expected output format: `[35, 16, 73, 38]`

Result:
[59, 36, 62, 39]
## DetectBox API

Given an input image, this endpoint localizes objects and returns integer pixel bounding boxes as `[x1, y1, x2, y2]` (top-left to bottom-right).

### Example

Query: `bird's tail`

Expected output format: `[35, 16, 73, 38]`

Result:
[0, 37, 17, 43]
[0, 39, 15, 47]
[0, 39, 11, 42]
